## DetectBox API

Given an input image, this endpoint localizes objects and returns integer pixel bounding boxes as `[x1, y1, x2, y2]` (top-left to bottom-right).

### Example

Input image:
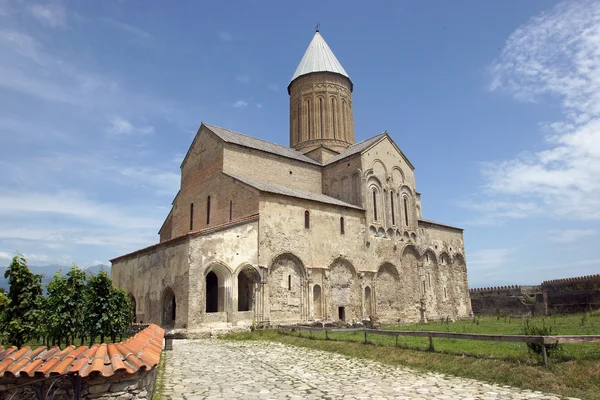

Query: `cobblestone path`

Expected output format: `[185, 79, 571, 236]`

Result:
[162, 339, 571, 400]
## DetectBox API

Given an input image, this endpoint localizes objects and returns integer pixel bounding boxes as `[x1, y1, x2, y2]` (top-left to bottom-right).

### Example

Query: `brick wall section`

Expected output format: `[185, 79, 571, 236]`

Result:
[167, 128, 260, 240]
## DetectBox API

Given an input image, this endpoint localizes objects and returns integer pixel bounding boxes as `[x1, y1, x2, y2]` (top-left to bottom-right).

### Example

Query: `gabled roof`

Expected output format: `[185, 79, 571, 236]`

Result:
[203, 123, 321, 166]
[0, 324, 163, 379]
[290, 31, 351, 88]
[226, 173, 363, 210]
[324, 132, 415, 170]
[324, 133, 387, 165]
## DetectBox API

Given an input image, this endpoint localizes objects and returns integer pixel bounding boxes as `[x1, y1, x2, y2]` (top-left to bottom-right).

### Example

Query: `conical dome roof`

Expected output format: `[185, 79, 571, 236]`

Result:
[289, 31, 351, 87]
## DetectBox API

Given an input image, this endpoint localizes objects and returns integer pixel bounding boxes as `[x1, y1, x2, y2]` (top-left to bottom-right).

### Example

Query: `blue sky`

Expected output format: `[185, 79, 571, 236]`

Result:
[0, 0, 598, 287]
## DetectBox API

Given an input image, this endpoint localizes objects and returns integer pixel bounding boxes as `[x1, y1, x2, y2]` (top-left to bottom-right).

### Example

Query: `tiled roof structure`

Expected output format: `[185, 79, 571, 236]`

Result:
[225, 173, 363, 210]
[204, 123, 321, 166]
[0, 324, 163, 379]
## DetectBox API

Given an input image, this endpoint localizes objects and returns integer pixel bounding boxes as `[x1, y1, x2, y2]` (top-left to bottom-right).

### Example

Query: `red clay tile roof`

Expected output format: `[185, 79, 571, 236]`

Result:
[0, 324, 163, 379]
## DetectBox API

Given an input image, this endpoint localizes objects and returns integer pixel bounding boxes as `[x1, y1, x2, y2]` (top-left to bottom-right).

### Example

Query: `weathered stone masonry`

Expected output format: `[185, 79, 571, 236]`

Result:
[111, 30, 473, 334]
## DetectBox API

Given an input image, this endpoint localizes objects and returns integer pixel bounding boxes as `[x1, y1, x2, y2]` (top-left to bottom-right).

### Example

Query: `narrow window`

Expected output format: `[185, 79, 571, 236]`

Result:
[307, 99, 311, 139]
[304, 210, 310, 229]
[297, 103, 301, 141]
[422, 281, 426, 294]
[444, 287, 447, 300]
[342, 100, 347, 138]
[229, 200, 232, 221]
[403, 197, 409, 226]
[372, 190, 378, 221]
[319, 98, 323, 137]
[340, 217, 345, 234]
[288, 275, 292, 290]
[332, 98, 336, 139]
[206, 196, 211, 225]
[391, 195, 395, 225]
[189, 203, 194, 231]
[428, 273, 431, 288]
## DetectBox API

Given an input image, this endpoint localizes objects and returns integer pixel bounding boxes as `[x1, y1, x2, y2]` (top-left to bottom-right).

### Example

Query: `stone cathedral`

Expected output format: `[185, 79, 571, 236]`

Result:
[111, 31, 472, 335]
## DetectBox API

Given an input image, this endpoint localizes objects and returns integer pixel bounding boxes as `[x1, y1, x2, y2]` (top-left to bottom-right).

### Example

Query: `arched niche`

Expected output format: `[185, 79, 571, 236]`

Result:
[128, 293, 137, 323]
[376, 263, 400, 322]
[205, 263, 233, 314]
[328, 258, 360, 322]
[364, 286, 372, 318]
[269, 253, 307, 321]
[237, 265, 261, 312]
[313, 284, 323, 319]
[162, 287, 176, 328]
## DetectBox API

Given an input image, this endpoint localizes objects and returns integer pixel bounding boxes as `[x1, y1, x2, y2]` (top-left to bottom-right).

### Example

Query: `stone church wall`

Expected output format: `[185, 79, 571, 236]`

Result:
[322, 154, 362, 206]
[111, 238, 190, 327]
[223, 145, 323, 194]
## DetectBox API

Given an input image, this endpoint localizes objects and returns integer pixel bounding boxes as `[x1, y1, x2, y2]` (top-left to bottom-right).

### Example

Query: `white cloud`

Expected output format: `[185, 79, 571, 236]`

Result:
[232, 100, 248, 108]
[548, 228, 598, 243]
[268, 83, 279, 91]
[235, 74, 250, 84]
[27, 3, 66, 27]
[107, 116, 154, 136]
[218, 30, 233, 42]
[480, 0, 600, 222]
[0, 251, 12, 261]
[468, 247, 516, 270]
[101, 18, 152, 39]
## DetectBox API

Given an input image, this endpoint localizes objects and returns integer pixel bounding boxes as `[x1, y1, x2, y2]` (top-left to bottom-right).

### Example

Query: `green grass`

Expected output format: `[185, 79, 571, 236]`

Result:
[221, 313, 600, 400]
[152, 351, 168, 400]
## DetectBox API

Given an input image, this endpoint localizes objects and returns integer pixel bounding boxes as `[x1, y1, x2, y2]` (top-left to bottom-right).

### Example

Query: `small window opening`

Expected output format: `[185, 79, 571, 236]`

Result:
[340, 217, 345, 234]
[206, 196, 211, 225]
[289, 170, 292, 175]
[391, 195, 395, 225]
[332, 98, 336, 139]
[319, 98, 324, 136]
[304, 210, 310, 229]
[307, 99, 311, 139]
[229, 200, 232, 221]
[444, 287, 447, 300]
[428, 273, 431, 288]
[288, 275, 292, 290]
[403, 197, 409, 226]
[372, 190, 378, 221]
[189, 203, 194, 231]
[338, 306, 346, 321]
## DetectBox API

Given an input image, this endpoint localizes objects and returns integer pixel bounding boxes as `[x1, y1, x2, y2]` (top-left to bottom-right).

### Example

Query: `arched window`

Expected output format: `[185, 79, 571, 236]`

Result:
[304, 210, 310, 229]
[372, 189, 378, 221]
[319, 97, 324, 137]
[390, 194, 395, 225]
[306, 99, 311, 139]
[342, 100, 347, 139]
[189, 203, 194, 231]
[288, 275, 292, 290]
[331, 98, 337, 139]
[297, 102, 301, 141]
[229, 200, 233, 221]
[340, 217, 345, 234]
[206, 196, 211, 224]
[403, 196, 409, 226]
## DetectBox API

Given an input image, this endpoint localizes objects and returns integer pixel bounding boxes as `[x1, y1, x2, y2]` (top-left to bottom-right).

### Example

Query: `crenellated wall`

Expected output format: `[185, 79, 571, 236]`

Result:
[470, 274, 600, 316]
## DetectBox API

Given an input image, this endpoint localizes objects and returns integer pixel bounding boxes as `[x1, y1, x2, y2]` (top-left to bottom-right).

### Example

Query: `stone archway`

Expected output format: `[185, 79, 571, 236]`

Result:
[205, 263, 233, 314]
[269, 253, 307, 322]
[128, 293, 137, 323]
[364, 286, 372, 318]
[163, 287, 176, 328]
[313, 285, 322, 319]
[237, 266, 260, 312]
[376, 263, 400, 323]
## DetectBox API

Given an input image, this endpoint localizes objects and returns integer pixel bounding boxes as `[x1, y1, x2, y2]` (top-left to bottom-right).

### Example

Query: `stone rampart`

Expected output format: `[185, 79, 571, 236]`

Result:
[541, 274, 600, 314]
[469, 285, 539, 316]
[470, 274, 600, 316]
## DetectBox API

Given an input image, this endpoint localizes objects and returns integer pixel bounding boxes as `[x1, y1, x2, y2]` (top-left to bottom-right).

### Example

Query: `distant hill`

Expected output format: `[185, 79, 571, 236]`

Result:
[0, 264, 111, 291]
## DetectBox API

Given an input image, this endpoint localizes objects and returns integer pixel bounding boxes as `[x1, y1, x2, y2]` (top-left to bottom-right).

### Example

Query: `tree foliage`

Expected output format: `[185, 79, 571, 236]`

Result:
[1, 256, 133, 348]
[2, 255, 44, 347]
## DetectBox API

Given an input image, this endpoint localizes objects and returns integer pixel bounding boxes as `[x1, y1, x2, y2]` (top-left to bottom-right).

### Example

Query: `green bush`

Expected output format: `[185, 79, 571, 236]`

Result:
[522, 319, 562, 358]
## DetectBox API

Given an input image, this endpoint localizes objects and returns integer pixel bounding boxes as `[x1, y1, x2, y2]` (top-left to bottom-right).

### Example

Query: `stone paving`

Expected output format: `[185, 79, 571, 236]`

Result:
[161, 339, 574, 400]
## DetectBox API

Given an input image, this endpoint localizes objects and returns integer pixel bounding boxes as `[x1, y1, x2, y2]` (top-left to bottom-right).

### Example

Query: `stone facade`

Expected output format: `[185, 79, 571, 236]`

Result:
[111, 31, 472, 335]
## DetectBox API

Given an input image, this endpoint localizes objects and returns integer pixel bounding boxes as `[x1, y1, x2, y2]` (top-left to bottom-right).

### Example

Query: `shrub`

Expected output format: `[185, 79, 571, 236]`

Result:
[522, 319, 562, 358]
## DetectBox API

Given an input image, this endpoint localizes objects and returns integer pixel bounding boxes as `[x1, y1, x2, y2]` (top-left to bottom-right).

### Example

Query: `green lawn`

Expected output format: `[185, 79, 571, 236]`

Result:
[222, 313, 600, 400]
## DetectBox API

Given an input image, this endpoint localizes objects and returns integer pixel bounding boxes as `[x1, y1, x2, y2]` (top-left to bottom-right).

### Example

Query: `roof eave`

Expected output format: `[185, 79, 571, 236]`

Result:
[287, 71, 354, 94]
